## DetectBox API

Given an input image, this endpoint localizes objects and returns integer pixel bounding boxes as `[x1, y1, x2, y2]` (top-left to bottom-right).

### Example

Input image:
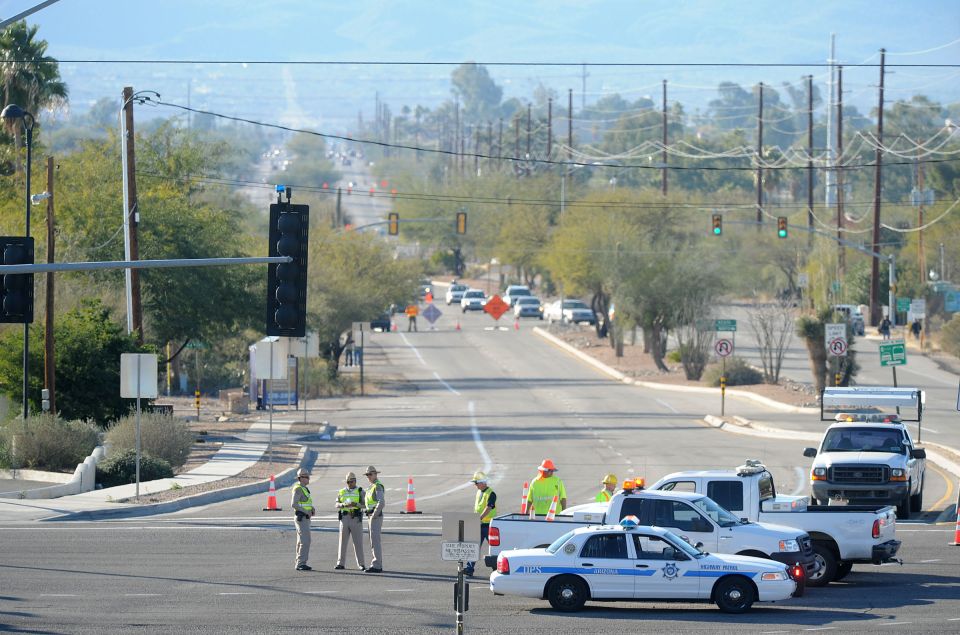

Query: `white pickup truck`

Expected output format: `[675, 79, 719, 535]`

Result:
[650, 460, 900, 586]
[484, 489, 820, 581]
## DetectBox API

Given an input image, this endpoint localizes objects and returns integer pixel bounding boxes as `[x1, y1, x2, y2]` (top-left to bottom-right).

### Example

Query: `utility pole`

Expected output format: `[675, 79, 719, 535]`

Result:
[581, 63, 588, 110]
[662, 79, 668, 196]
[567, 88, 573, 157]
[547, 97, 553, 160]
[498, 118, 503, 161]
[335, 187, 342, 228]
[122, 86, 143, 345]
[415, 108, 421, 162]
[474, 125, 480, 174]
[806, 75, 814, 246]
[526, 103, 532, 158]
[917, 159, 927, 285]
[825, 34, 836, 207]
[756, 82, 764, 225]
[513, 114, 520, 160]
[870, 49, 886, 327]
[486, 120, 493, 172]
[44, 156, 55, 414]
[837, 66, 846, 280]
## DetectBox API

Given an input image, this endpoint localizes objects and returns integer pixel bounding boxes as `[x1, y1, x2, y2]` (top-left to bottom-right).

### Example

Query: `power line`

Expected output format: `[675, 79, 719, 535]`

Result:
[36, 59, 960, 68]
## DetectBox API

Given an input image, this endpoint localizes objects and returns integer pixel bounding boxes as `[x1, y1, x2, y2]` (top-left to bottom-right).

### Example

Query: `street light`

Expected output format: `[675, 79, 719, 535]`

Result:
[1, 103, 35, 420]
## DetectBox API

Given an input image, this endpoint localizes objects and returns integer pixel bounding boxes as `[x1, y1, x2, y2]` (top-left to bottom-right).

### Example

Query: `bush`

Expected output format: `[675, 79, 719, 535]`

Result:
[95, 448, 173, 488]
[940, 313, 960, 358]
[0, 414, 99, 471]
[105, 411, 194, 469]
[666, 349, 682, 363]
[703, 356, 763, 387]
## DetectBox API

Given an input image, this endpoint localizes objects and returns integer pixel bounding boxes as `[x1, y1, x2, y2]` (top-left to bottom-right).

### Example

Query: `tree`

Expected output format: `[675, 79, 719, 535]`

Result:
[451, 63, 503, 124]
[749, 299, 795, 383]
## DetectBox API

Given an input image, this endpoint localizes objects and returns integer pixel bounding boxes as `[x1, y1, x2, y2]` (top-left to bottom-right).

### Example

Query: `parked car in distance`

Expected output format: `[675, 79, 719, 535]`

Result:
[543, 299, 596, 325]
[513, 296, 543, 319]
[460, 289, 487, 312]
[419, 279, 433, 299]
[445, 283, 468, 305]
[503, 284, 533, 307]
[370, 312, 392, 332]
[833, 304, 865, 336]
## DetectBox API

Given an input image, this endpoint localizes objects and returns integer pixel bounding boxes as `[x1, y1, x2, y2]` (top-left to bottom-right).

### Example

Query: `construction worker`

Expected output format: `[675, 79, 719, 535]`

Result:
[464, 471, 497, 577]
[595, 473, 618, 503]
[405, 304, 419, 331]
[529, 458, 566, 515]
[334, 471, 366, 571]
[291, 468, 314, 571]
[363, 466, 385, 573]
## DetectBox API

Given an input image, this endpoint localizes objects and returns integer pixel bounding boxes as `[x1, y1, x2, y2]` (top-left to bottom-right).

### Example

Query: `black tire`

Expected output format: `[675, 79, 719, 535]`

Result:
[834, 562, 854, 581]
[713, 576, 755, 614]
[896, 482, 911, 519]
[807, 542, 838, 587]
[910, 478, 923, 513]
[546, 575, 589, 612]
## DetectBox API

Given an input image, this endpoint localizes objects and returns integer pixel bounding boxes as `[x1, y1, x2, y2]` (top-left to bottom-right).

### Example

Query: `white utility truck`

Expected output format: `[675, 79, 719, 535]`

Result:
[484, 490, 819, 579]
[804, 387, 926, 519]
[650, 460, 900, 586]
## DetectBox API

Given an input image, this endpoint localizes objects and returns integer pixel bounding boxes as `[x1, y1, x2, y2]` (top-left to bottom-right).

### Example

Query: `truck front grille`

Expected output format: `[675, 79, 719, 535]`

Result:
[830, 465, 888, 484]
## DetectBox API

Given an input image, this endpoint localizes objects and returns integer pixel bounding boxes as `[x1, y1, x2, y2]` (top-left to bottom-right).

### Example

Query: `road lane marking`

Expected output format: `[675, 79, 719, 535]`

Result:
[305, 590, 339, 594]
[927, 461, 955, 513]
[39, 594, 77, 597]
[804, 629, 835, 632]
[433, 371, 460, 395]
[920, 559, 941, 563]
[218, 592, 254, 595]
[399, 333, 427, 366]
[791, 467, 806, 496]
[125, 593, 162, 597]
[655, 399, 678, 413]
[878, 623, 912, 627]
[411, 400, 492, 503]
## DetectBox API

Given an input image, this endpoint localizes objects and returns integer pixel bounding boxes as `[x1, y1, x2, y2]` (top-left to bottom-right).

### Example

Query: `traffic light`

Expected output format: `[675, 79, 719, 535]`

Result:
[711, 214, 722, 236]
[777, 217, 788, 239]
[456, 211, 467, 235]
[266, 202, 309, 337]
[388, 212, 399, 236]
[0, 236, 34, 324]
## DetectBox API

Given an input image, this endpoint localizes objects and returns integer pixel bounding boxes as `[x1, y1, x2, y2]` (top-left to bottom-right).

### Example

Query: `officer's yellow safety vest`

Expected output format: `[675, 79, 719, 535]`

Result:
[595, 488, 612, 503]
[295, 483, 313, 513]
[338, 487, 362, 510]
[475, 487, 496, 524]
[365, 480, 383, 511]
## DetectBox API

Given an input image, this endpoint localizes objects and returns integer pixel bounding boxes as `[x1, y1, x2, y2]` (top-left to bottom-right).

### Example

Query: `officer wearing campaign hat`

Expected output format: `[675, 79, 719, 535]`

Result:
[464, 470, 497, 577]
[291, 467, 314, 571]
[363, 466, 385, 573]
[334, 471, 366, 571]
[529, 458, 567, 515]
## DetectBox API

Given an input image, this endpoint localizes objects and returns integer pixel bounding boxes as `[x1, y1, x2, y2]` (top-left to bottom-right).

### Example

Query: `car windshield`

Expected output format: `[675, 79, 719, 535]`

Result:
[509, 288, 531, 296]
[822, 427, 904, 453]
[451, 285, 467, 292]
[691, 496, 742, 528]
[517, 297, 539, 305]
[662, 529, 707, 558]
[464, 291, 483, 298]
[562, 300, 589, 309]
[546, 530, 577, 554]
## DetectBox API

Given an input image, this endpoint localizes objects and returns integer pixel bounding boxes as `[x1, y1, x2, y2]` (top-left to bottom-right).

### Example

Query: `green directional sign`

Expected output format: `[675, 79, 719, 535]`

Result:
[715, 319, 737, 332]
[879, 339, 907, 367]
[896, 297, 910, 313]
[185, 341, 209, 350]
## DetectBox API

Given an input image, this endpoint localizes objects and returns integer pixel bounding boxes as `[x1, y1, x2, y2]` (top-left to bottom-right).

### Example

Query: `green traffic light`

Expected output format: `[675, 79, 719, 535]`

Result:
[713, 227, 722, 235]
[778, 229, 787, 238]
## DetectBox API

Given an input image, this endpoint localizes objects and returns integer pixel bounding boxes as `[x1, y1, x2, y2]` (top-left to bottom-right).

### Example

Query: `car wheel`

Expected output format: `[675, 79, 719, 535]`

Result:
[897, 481, 911, 519]
[807, 542, 837, 587]
[910, 477, 923, 513]
[834, 562, 853, 581]
[713, 576, 755, 613]
[546, 575, 588, 612]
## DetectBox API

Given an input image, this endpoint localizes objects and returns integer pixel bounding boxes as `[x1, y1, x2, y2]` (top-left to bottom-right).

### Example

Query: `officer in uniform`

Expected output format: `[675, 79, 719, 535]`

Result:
[464, 471, 496, 577]
[364, 466, 385, 573]
[528, 458, 567, 515]
[335, 471, 366, 571]
[595, 473, 618, 502]
[291, 468, 314, 571]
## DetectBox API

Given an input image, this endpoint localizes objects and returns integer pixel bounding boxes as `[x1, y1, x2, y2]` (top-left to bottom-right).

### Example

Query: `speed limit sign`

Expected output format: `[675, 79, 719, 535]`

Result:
[714, 338, 733, 358]
[829, 337, 848, 357]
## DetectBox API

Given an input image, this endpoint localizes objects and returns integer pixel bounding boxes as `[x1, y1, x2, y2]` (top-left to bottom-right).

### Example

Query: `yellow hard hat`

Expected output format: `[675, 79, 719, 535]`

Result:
[602, 473, 618, 485]
[471, 471, 488, 483]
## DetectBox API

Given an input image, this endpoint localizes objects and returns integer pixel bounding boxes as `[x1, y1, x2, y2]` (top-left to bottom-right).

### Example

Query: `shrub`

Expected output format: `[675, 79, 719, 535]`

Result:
[703, 356, 763, 386]
[105, 411, 194, 469]
[95, 449, 173, 488]
[0, 414, 99, 471]
[940, 313, 960, 358]
[666, 349, 682, 363]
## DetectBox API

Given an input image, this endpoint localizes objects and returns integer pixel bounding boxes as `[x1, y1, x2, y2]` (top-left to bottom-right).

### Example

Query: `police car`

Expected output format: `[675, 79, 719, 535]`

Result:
[490, 518, 798, 613]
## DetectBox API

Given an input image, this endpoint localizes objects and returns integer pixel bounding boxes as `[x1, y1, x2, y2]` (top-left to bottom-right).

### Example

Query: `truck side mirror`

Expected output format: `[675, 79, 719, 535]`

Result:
[803, 447, 817, 458]
[911, 448, 926, 459]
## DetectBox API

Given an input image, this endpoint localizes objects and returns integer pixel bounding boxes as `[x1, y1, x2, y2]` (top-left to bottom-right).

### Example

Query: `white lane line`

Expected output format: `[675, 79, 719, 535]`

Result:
[655, 398, 678, 413]
[124, 593, 162, 597]
[804, 629, 836, 632]
[433, 371, 460, 395]
[878, 623, 912, 627]
[949, 617, 960, 621]
[399, 333, 427, 366]
[39, 594, 77, 597]
[218, 592, 254, 596]
[791, 467, 806, 496]
[305, 590, 339, 594]
[920, 559, 941, 563]
[905, 421, 939, 434]
[897, 529, 953, 533]
[414, 400, 492, 503]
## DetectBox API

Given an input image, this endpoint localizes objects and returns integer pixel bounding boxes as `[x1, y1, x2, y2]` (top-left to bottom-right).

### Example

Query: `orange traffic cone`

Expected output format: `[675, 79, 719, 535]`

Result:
[455, 319, 461, 331]
[519, 481, 529, 515]
[545, 495, 559, 521]
[951, 507, 960, 546]
[391, 321, 398, 332]
[262, 475, 281, 511]
[401, 477, 422, 514]
[514, 319, 520, 331]
[528, 498, 536, 519]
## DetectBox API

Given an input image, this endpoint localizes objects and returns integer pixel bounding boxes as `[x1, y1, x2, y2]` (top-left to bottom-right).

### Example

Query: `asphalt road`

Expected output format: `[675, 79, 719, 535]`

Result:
[1, 312, 957, 633]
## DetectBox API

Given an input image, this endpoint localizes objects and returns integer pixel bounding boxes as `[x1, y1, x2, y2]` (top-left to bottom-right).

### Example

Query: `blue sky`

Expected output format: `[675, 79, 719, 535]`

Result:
[6, 0, 960, 127]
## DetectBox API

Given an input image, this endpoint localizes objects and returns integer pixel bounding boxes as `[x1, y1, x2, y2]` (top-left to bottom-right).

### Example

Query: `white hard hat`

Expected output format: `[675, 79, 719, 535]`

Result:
[471, 471, 488, 483]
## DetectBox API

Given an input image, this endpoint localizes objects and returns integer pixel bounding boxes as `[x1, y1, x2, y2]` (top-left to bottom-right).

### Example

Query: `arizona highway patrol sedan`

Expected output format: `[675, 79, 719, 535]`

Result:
[490, 520, 797, 613]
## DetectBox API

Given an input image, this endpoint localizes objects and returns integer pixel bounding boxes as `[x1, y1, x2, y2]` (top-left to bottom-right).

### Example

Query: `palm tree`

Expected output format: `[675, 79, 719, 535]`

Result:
[0, 21, 68, 171]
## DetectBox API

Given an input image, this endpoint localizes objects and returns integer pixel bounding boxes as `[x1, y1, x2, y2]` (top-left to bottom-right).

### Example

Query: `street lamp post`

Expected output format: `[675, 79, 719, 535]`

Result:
[2, 104, 34, 420]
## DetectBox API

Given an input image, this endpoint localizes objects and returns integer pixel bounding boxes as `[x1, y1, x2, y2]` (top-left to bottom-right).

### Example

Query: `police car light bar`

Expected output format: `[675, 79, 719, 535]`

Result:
[820, 387, 923, 423]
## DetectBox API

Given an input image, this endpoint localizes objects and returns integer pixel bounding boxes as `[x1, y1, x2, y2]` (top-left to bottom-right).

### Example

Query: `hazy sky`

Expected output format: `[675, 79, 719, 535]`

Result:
[8, 0, 960, 126]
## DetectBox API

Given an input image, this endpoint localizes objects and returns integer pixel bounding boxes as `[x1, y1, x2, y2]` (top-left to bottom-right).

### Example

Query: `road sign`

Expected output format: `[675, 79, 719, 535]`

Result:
[828, 338, 848, 357]
[120, 354, 159, 398]
[896, 297, 910, 313]
[185, 341, 209, 350]
[946, 290, 960, 313]
[879, 339, 907, 367]
[441, 542, 481, 562]
[797, 273, 808, 289]
[824, 323, 846, 352]
[714, 338, 733, 357]
[483, 295, 509, 321]
[909, 299, 926, 318]
[715, 319, 737, 332]
[422, 303, 442, 324]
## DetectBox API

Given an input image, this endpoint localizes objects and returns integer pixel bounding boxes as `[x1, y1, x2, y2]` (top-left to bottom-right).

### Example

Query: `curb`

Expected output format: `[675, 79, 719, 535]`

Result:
[533, 327, 818, 414]
[46, 446, 317, 521]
